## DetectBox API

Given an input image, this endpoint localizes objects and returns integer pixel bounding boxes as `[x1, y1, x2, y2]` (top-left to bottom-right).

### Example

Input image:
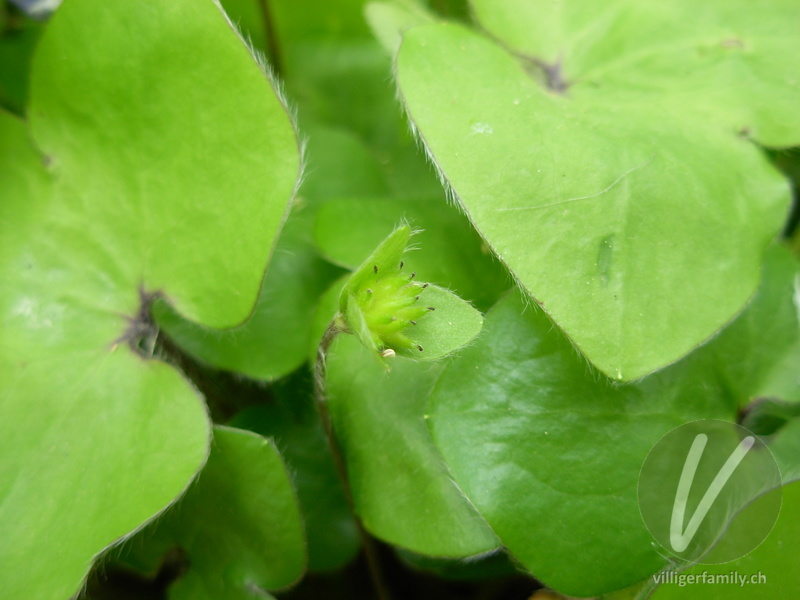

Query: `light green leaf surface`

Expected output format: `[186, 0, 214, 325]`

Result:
[650, 480, 800, 600]
[396, 3, 797, 380]
[327, 334, 499, 556]
[117, 426, 306, 600]
[408, 284, 484, 360]
[154, 205, 344, 381]
[471, 0, 800, 146]
[365, 0, 435, 55]
[0, 0, 298, 597]
[28, 0, 297, 327]
[298, 120, 390, 201]
[758, 341, 800, 403]
[426, 291, 736, 596]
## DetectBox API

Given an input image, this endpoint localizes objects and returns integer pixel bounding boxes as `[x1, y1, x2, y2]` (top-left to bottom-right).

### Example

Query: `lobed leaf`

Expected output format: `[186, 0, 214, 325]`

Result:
[0, 0, 299, 597]
[396, 2, 797, 380]
[425, 241, 800, 594]
[154, 206, 344, 381]
[116, 426, 306, 600]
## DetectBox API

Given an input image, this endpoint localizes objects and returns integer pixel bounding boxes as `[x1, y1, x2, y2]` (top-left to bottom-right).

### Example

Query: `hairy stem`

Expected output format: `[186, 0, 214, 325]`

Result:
[256, 0, 284, 77]
[314, 321, 393, 600]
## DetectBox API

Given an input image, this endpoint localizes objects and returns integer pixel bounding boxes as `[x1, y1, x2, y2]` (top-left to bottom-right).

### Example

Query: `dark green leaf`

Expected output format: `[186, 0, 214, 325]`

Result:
[116, 426, 306, 600]
[427, 291, 735, 595]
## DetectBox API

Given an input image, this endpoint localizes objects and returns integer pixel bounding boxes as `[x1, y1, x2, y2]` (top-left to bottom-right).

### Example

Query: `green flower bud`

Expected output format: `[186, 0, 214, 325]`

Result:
[339, 225, 434, 356]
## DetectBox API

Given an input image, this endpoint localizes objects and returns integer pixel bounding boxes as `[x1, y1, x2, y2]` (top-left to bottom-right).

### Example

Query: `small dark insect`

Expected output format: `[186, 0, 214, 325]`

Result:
[410, 272, 416, 280]
[422, 283, 429, 289]
[428, 307, 435, 311]
[399, 260, 404, 269]
[417, 345, 424, 352]
[410, 320, 417, 325]
[373, 265, 378, 273]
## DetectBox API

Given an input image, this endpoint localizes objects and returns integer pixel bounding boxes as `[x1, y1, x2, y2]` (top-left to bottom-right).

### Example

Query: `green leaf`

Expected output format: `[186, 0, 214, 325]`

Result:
[365, 0, 435, 55]
[116, 426, 306, 600]
[470, 0, 800, 146]
[408, 285, 485, 360]
[154, 205, 344, 381]
[764, 418, 800, 484]
[28, 0, 297, 327]
[231, 373, 360, 572]
[315, 197, 510, 311]
[297, 120, 390, 201]
[327, 334, 499, 556]
[0, 0, 299, 597]
[221, 0, 373, 45]
[649, 480, 800, 600]
[339, 224, 484, 360]
[395, 548, 517, 581]
[1, 108, 211, 600]
[217, 0, 271, 55]
[701, 244, 800, 406]
[396, 5, 796, 380]
[758, 341, 800, 403]
[426, 291, 735, 596]
[225, 0, 445, 196]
